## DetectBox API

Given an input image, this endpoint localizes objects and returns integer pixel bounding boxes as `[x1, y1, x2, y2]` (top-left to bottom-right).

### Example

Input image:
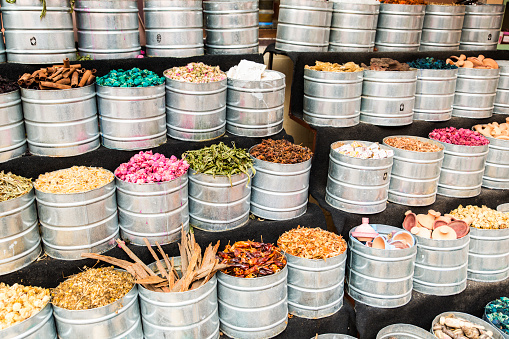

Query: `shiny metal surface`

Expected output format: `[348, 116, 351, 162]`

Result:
[483, 136, 509, 189]
[432, 312, 504, 339]
[0, 89, 26, 163]
[0, 37, 6, 63]
[414, 68, 457, 121]
[494, 60, 509, 114]
[377, 324, 436, 339]
[1, 303, 57, 339]
[420, 4, 464, 51]
[468, 227, 509, 282]
[460, 4, 504, 50]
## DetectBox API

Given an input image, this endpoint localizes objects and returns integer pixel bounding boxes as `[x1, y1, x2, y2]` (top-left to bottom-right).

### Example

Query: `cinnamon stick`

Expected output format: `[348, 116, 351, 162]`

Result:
[71, 71, 79, 88]
[63, 58, 70, 68]
[78, 69, 92, 87]
[40, 81, 71, 90]
[116, 239, 158, 277]
[56, 78, 71, 85]
[86, 75, 96, 86]
[143, 238, 171, 292]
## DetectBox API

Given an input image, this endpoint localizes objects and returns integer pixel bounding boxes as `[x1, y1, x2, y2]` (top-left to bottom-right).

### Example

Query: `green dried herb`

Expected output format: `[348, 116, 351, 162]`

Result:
[0, 171, 32, 202]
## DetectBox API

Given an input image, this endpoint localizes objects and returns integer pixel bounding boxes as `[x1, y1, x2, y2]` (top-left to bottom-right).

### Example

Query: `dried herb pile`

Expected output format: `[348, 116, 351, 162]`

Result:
[450, 205, 509, 230]
[385, 137, 442, 152]
[34, 166, 113, 194]
[278, 227, 347, 260]
[305, 61, 363, 73]
[0, 171, 32, 202]
[0, 283, 50, 330]
[250, 139, 313, 164]
[380, 0, 427, 4]
[0, 76, 18, 94]
[362, 58, 410, 71]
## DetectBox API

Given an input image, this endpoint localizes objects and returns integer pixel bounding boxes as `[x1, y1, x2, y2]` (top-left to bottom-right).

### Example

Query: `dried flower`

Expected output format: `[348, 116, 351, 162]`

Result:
[385, 137, 442, 152]
[34, 166, 114, 194]
[278, 227, 347, 259]
[0, 171, 32, 202]
[429, 127, 489, 146]
[0, 283, 50, 330]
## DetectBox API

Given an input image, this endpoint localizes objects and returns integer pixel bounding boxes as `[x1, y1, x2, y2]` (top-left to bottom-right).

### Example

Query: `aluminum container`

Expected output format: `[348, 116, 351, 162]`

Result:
[419, 5, 465, 51]
[0, 188, 41, 275]
[468, 227, 509, 282]
[313, 335, 356, 339]
[165, 77, 226, 141]
[204, 0, 259, 55]
[1, 303, 57, 339]
[0, 36, 5, 63]
[326, 140, 393, 214]
[218, 265, 288, 339]
[377, 323, 436, 339]
[249, 149, 311, 220]
[141, 258, 220, 339]
[1, 0, 76, 64]
[97, 84, 167, 150]
[494, 60, 509, 115]
[375, 3, 426, 52]
[75, 0, 141, 59]
[275, 0, 333, 52]
[35, 178, 119, 260]
[329, 1, 379, 52]
[0, 89, 26, 163]
[116, 173, 189, 246]
[346, 224, 417, 308]
[226, 70, 285, 137]
[286, 250, 346, 319]
[460, 4, 504, 51]
[53, 284, 143, 339]
[144, 0, 204, 57]
[498, 203, 509, 212]
[435, 141, 489, 198]
[413, 234, 470, 296]
[21, 85, 100, 157]
[361, 70, 417, 126]
[383, 136, 444, 207]
[413, 68, 458, 122]
[483, 136, 509, 189]
[432, 312, 504, 339]
[303, 68, 362, 127]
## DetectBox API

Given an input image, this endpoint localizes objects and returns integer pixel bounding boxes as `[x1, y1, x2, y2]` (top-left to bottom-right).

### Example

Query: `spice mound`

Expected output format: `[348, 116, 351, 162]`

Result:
[0, 171, 32, 202]
[447, 54, 498, 69]
[486, 297, 509, 335]
[164, 62, 226, 83]
[380, 0, 427, 4]
[450, 205, 509, 230]
[305, 61, 363, 73]
[250, 139, 313, 164]
[278, 227, 347, 260]
[0, 75, 18, 94]
[473, 118, 509, 141]
[408, 57, 457, 70]
[52, 267, 134, 311]
[96, 68, 164, 88]
[115, 151, 189, 184]
[433, 314, 495, 339]
[217, 241, 287, 278]
[362, 58, 410, 72]
[34, 166, 114, 194]
[430, 127, 489, 146]
[333, 141, 393, 159]
[385, 137, 442, 152]
[0, 283, 50, 330]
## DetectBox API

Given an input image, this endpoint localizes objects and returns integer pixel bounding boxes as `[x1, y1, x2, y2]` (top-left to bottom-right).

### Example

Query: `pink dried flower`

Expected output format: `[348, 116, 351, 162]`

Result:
[429, 127, 489, 146]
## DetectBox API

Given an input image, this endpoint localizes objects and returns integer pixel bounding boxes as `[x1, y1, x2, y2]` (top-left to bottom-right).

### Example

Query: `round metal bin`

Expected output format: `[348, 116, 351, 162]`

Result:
[498, 203, 509, 212]
[226, 70, 285, 137]
[53, 284, 143, 339]
[412, 235, 470, 296]
[144, 0, 204, 58]
[360, 69, 417, 126]
[303, 68, 362, 127]
[483, 136, 509, 189]
[468, 227, 509, 282]
[140, 258, 220, 339]
[75, 0, 141, 60]
[116, 173, 189, 246]
[275, 0, 333, 52]
[346, 224, 417, 308]
[217, 266, 288, 339]
[375, 4, 426, 52]
[204, 0, 259, 55]
[21, 85, 100, 157]
[435, 141, 489, 198]
[0, 188, 41, 275]
[325, 140, 393, 214]
[377, 323, 436, 339]
[432, 312, 505, 339]
[0, 35, 6, 63]
[35, 179, 119, 260]
[0, 303, 57, 339]
[1, 0, 76, 64]
[97, 84, 167, 150]
[419, 5, 465, 51]
[165, 77, 226, 142]
[494, 60, 509, 115]
[413, 68, 458, 122]
[0, 89, 26, 163]
[460, 4, 504, 51]
[328, 1, 379, 52]
[286, 251, 346, 319]
[383, 136, 444, 207]
[249, 151, 311, 220]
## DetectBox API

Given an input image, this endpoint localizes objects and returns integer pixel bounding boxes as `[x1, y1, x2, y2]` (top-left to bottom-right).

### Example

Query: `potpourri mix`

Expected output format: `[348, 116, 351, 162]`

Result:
[305, 61, 363, 73]
[385, 137, 442, 152]
[250, 139, 313, 164]
[34, 166, 114, 194]
[485, 297, 509, 335]
[473, 118, 509, 141]
[164, 62, 226, 83]
[278, 227, 347, 260]
[0, 283, 50, 330]
[362, 58, 410, 71]
[433, 314, 495, 339]
[380, 0, 427, 4]
[0, 172, 32, 202]
[450, 205, 509, 230]
[333, 141, 393, 159]
[407, 57, 457, 70]
[0, 75, 18, 94]
[430, 127, 489, 146]
[96, 68, 164, 87]
[227, 60, 281, 81]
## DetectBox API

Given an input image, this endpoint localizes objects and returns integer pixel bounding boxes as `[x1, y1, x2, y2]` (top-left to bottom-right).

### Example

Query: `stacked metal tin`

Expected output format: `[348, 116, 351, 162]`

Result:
[460, 4, 505, 51]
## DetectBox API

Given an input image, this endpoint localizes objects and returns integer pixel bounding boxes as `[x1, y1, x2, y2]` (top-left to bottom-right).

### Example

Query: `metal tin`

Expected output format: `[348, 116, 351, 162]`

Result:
[116, 173, 189, 246]
[286, 251, 346, 319]
[498, 203, 509, 212]
[188, 169, 251, 231]
[0, 89, 26, 163]
[303, 68, 362, 127]
[1, 303, 57, 339]
[217, 265, 288, 339]
[420, 5, 465, 51]
[326, 140, 393, 214]
[377, 324, 436, 339]
[1, 0, 76, 64]
[413, 68, 457, 122]
[0, 188, 41, 275]
[484, 301, 509, 339]
[460, 4, 504, 51]
[0, 35, 6, 63]
[361, 70, 417, 126]
[483, 136, 509, 189]
[35, 178, 119, 260]
[204, 0, 259, 55]
[383, 136, 444, 207]
[165, 77, 226, 141]
[346, 224, 417, 308]
[21, 85, 100, 157]
[328, 1, 379, 52]
[97, 84, 167, 150]
[75, 0, 141, 59]
[468, 227, 509, 282]
[313, 335, 356, 339]
[53, 284, 143, 339]
[413, 234, 470, 296]
[227, 71, 285, 137]
[275, 0, 333, 52]
[431, 312, 504, 339]
[435, 141, 489, 198]
[494, 60, 509, 115]
[375, 4, 426, 52]
[144, 0, 204, 57]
